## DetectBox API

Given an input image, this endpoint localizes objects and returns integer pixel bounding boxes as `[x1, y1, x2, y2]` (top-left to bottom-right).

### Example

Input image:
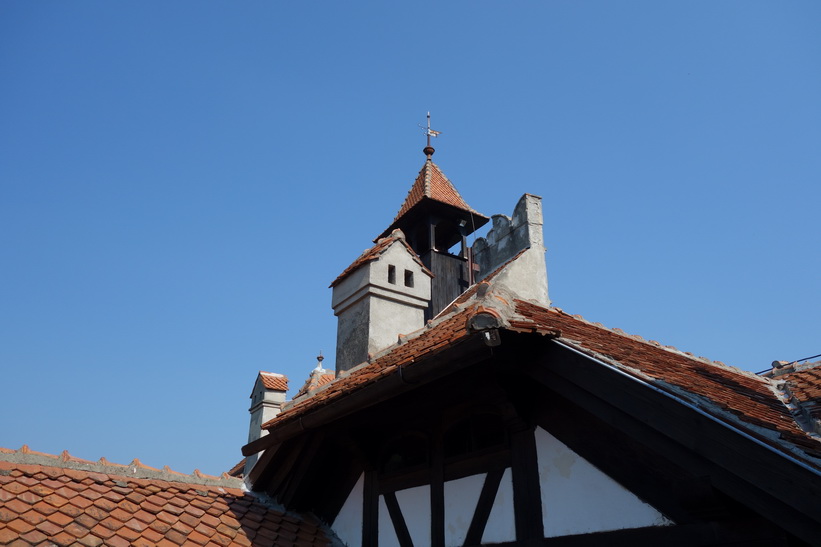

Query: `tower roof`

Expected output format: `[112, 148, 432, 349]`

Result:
[378, 159, 489, 240]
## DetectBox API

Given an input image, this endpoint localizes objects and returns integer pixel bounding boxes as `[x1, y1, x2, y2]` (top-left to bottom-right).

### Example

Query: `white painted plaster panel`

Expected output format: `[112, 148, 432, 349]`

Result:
[394, 484, 431, 546]
[482, 467, 515, 544]
[331, 473, 363, 547]
[378, 495, 401, 547]
[443, 473, 485, 546]
[535, 427, 672, 537]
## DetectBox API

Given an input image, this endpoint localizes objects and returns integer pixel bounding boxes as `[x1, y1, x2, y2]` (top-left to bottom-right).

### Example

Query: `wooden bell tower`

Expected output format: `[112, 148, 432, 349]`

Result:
[377, 117, 489, 319]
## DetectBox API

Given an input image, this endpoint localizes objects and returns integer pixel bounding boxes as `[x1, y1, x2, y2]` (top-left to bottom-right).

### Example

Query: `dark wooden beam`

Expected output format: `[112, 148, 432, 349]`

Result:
[510, 421, 544, 542]
[278, 430, 326, 508]
[383, 492, 413, 547]
[363, 469, 379, 547]
[430, 428, 445, 547]
[242, 335, 492, 457]
[464, 467, 505, 546]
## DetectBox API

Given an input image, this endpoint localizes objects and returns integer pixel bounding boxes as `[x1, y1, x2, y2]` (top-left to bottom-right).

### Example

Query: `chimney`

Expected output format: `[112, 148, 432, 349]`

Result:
[244, 371, 288, 476]
[331, 230, 432, 374]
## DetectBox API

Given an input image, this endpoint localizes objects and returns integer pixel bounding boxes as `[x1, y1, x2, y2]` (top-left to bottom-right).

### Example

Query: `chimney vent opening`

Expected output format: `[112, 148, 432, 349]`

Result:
[404, 270, 414, 288]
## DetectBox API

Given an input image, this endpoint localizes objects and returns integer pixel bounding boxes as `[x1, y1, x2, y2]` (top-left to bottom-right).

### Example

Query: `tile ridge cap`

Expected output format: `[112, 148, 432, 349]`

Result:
[0, 445, 243, 488]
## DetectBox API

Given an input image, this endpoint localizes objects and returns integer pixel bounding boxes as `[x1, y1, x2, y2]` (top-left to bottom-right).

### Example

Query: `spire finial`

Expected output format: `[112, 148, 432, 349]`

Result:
[313, 352, 325, 373]
[421, 111, 440, 159]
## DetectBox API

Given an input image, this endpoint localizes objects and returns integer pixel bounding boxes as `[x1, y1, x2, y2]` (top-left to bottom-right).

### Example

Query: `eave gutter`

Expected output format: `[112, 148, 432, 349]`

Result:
[556, 340, 821, 478]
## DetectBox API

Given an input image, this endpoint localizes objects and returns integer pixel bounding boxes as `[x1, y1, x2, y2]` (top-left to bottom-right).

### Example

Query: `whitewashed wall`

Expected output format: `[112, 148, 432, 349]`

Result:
[534, 427, 672, 537]
[378, 484, 430, 546]
[332, 473, 364, 547]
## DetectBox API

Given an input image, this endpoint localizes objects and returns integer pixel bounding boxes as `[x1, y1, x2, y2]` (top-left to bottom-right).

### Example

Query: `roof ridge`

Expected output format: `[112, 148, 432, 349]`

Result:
[0, 445, 241, 487]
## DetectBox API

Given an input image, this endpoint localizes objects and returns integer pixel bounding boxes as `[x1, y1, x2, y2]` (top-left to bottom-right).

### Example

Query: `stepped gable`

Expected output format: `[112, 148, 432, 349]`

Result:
[329, 229, 431, 288]
[259, 251, 821, 469]
[0, 447, 335, 546]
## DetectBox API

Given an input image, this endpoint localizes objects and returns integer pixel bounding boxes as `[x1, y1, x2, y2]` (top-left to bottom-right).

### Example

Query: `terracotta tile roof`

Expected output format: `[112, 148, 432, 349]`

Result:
[778, 362, 821, 425]
[294, 370, 336, 399]
[262, 307, 476, 431]
[259, 372, 288, 392]
[0, 447, 335, 546]
[265, 250, 821, 467]
[509, 301, 821, 462]
[391, 160, 484, 223]
[330, 230, 433, 288]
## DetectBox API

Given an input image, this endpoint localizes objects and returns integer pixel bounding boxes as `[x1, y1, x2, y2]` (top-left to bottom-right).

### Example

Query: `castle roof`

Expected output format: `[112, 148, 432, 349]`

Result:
[377, 159, 489, 240]
[250, 253, 821, 469]
[0, 446, 334, 546]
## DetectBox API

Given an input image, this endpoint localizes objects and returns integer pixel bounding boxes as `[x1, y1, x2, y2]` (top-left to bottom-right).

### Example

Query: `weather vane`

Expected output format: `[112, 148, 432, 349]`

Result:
[419, 111, 440, 158]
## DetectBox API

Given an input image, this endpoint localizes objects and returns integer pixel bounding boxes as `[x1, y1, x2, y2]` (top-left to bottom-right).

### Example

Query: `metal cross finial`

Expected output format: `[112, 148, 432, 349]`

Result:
[420, 112, 441, 158]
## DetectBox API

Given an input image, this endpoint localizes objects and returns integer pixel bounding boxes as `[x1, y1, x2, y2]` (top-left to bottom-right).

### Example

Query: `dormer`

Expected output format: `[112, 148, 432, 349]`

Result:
[331, 230, 432, 374]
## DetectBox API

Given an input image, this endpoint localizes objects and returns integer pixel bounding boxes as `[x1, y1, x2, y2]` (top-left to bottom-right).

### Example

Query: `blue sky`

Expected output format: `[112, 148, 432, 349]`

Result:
[2, 2, 819, 475]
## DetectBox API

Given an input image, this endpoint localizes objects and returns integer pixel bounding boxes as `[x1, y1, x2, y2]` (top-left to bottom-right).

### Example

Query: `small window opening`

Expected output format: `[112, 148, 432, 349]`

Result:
[388, 265, 396, 284]
[404, 270, 414, 287]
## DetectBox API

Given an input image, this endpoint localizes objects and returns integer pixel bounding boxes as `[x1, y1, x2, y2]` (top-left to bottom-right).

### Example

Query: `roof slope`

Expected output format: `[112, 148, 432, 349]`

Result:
[509, 301, 821, 462]
[329, 229, 432, 288]
[391, 159, 482, 223]
[259, 255, 821, 468]
[259, 372, 288, 392]
[777, 362, 821, 430]
[0, 447, 334, 547]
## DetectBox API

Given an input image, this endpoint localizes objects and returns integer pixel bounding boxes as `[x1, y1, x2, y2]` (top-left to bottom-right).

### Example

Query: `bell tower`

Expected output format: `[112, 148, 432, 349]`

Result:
[376, 115, 489, 319]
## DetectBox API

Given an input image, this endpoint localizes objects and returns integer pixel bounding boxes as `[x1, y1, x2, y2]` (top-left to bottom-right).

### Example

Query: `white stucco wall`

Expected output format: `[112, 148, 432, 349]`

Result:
[378, 484, 430, 547]
[331, 469, 519, 546]
[482, 467, 515, 544]
[332, 473, 364, 547]
[535, 427, 672, 537]
[443, 473, 484, 546]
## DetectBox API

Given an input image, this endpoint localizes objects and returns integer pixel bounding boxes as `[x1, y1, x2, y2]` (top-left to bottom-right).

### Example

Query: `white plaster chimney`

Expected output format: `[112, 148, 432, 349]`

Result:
[244, 371, 288, 476]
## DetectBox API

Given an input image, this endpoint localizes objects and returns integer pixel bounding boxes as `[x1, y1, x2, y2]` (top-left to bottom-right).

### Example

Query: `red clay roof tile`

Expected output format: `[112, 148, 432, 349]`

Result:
[263, 251, 821, 468]
[330, 230, 433, 288]
[294, 370, 336, 399]
[259, 372, 288, 392]
[511, 299, 821, 462]
[391, 160, 486, 225]
[0, 449, 335, 546]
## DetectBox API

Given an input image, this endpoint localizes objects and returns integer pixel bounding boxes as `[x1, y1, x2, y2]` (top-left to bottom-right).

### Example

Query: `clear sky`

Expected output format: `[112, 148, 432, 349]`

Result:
[2, 2, 819, 476]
